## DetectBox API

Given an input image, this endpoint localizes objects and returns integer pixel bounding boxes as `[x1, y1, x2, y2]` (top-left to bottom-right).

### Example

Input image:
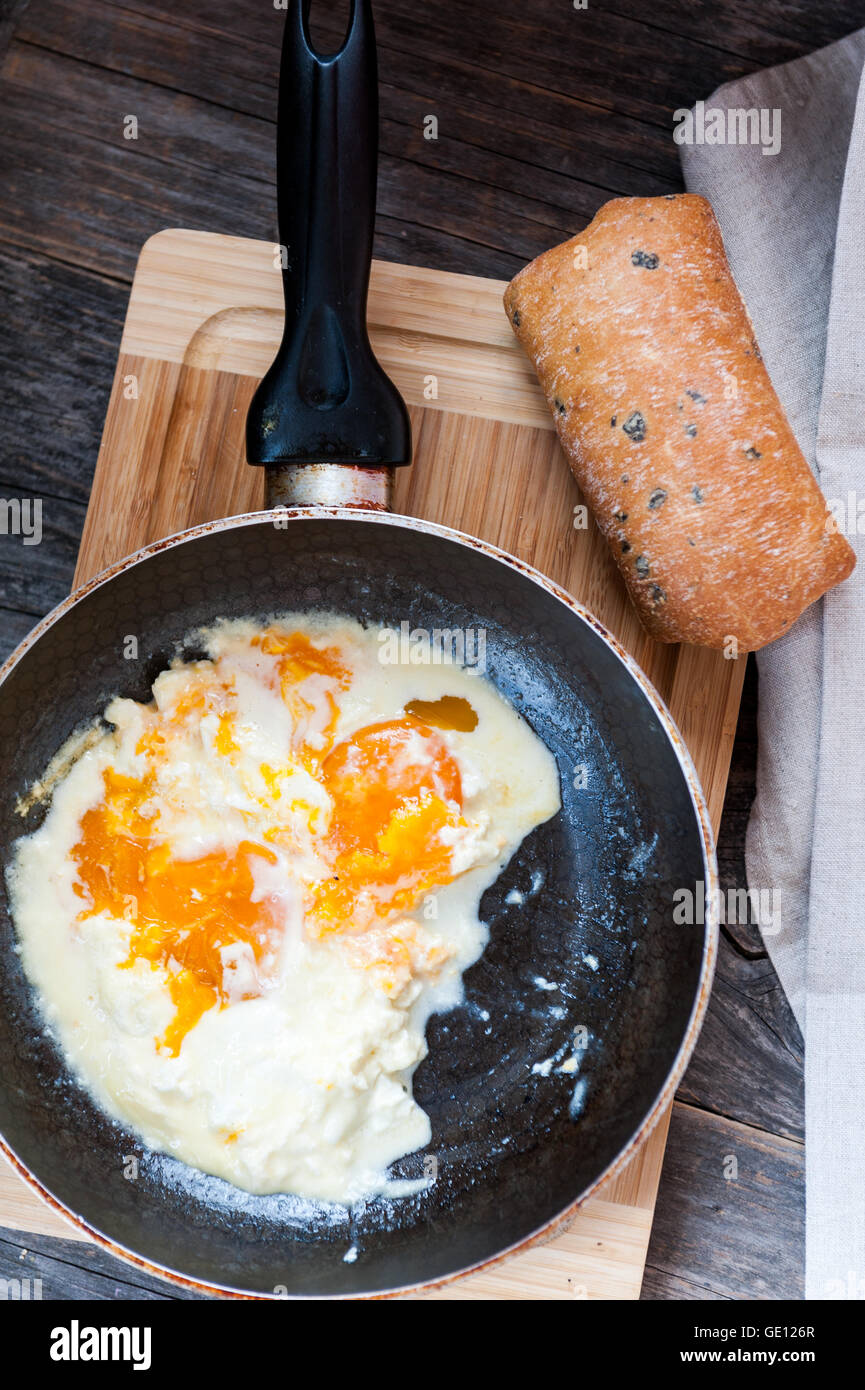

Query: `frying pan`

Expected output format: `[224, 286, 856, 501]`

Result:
[0, 0, 718, 1299]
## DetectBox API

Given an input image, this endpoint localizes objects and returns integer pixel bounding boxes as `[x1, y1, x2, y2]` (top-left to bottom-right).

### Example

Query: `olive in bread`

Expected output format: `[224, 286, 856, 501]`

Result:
[504, 193, 855, 650]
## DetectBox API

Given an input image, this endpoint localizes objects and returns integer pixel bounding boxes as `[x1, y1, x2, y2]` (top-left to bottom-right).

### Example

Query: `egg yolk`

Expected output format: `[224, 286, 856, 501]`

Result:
[323, 718, 462, 852]
[255, 629, 350, 765]
[69, 632, 469, 1053]
[311, 719, 464, 933]
[72, 772, 281, 1056]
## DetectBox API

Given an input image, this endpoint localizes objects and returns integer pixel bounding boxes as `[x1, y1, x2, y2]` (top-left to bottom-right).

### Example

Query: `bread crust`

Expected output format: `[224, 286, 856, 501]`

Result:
[504, 194, 855, 651]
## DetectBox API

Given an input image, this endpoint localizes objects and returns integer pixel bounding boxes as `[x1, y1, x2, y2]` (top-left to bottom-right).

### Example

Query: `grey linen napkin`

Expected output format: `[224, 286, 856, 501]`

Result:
[680, 29, 865, 1300]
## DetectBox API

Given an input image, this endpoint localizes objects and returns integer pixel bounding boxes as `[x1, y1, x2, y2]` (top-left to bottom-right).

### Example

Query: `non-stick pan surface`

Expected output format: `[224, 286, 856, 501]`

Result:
[0, 510, 716, 1297]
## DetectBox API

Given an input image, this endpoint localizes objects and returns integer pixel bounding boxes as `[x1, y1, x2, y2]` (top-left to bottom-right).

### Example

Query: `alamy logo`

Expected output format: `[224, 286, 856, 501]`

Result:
[673, 880, 780, 932]
[377, 621, 487, 675]
[0, 1276, 42, 1299]
[825, 492, 865, 535]
[49, 1321, 152, 1371]
[673, 100, 781, 157]
[0, 497, 41, 545]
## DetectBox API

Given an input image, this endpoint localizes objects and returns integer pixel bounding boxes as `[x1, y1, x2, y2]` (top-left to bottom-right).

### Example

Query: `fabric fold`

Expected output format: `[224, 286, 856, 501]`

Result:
[679, 27, 865, 1298]
[806, 59, 865, 1299]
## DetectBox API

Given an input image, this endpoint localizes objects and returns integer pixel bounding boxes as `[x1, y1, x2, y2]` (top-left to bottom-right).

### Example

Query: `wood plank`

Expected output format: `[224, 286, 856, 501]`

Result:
[26, 0, 863, 128]
[11, 0, 681, 196]
[668, 643, 747, 835]
[0, 0, 30, 63]
[0, 244, 126, 506]
[0, 1156, 82, 1243]
[0, 59, 275, 282]
[357, 0, 860, 128]
[674, 660, 804, 1144]
[681, 938, 803, 1144]
[0, 494, 82, 617]
[117, 234, 522, 378]
[608, 0, 865, 62]
[641, 1267, 731, 1300]
[419, 1198, 653, 1301]
[5, 0, 863, 295]
[715, 654, 764, 957]
[0, 33, 609, 282]
[644, 1101, 804, 1300]
[0, 1225, 205, 1300]
[9, 0, 860, 298]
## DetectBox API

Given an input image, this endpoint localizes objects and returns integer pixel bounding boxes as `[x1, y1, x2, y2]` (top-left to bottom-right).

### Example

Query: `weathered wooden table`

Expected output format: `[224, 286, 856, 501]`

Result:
[1, 0, 845, 1299]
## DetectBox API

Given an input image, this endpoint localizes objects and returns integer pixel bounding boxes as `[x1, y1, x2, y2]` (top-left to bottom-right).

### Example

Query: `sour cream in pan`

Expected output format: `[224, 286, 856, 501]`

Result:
[8, 616, 560, 1203]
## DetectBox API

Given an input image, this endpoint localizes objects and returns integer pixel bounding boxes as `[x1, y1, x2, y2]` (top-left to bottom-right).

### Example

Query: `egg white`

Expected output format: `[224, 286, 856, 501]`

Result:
[8, 615, 560, 1203]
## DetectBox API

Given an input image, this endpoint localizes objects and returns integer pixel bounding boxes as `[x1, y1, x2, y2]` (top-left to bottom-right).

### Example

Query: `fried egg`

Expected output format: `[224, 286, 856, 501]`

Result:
[8, 615, 560, 1203]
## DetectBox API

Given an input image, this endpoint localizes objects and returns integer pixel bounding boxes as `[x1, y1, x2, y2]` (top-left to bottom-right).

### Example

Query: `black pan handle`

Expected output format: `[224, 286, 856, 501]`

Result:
[246, 0, 411, 478]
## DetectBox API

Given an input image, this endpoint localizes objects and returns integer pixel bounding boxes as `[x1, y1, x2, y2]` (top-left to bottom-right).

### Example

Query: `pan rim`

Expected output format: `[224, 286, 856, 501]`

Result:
[0, 505, 720, 1300]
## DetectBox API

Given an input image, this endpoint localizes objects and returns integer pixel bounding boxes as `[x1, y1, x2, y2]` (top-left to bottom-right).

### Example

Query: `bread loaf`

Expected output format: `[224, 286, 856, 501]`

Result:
[504, 194, 855, 650]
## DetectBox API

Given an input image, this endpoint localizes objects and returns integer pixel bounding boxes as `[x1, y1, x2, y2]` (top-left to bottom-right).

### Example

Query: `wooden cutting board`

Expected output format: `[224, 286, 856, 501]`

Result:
[0, 230, 745, 1299]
